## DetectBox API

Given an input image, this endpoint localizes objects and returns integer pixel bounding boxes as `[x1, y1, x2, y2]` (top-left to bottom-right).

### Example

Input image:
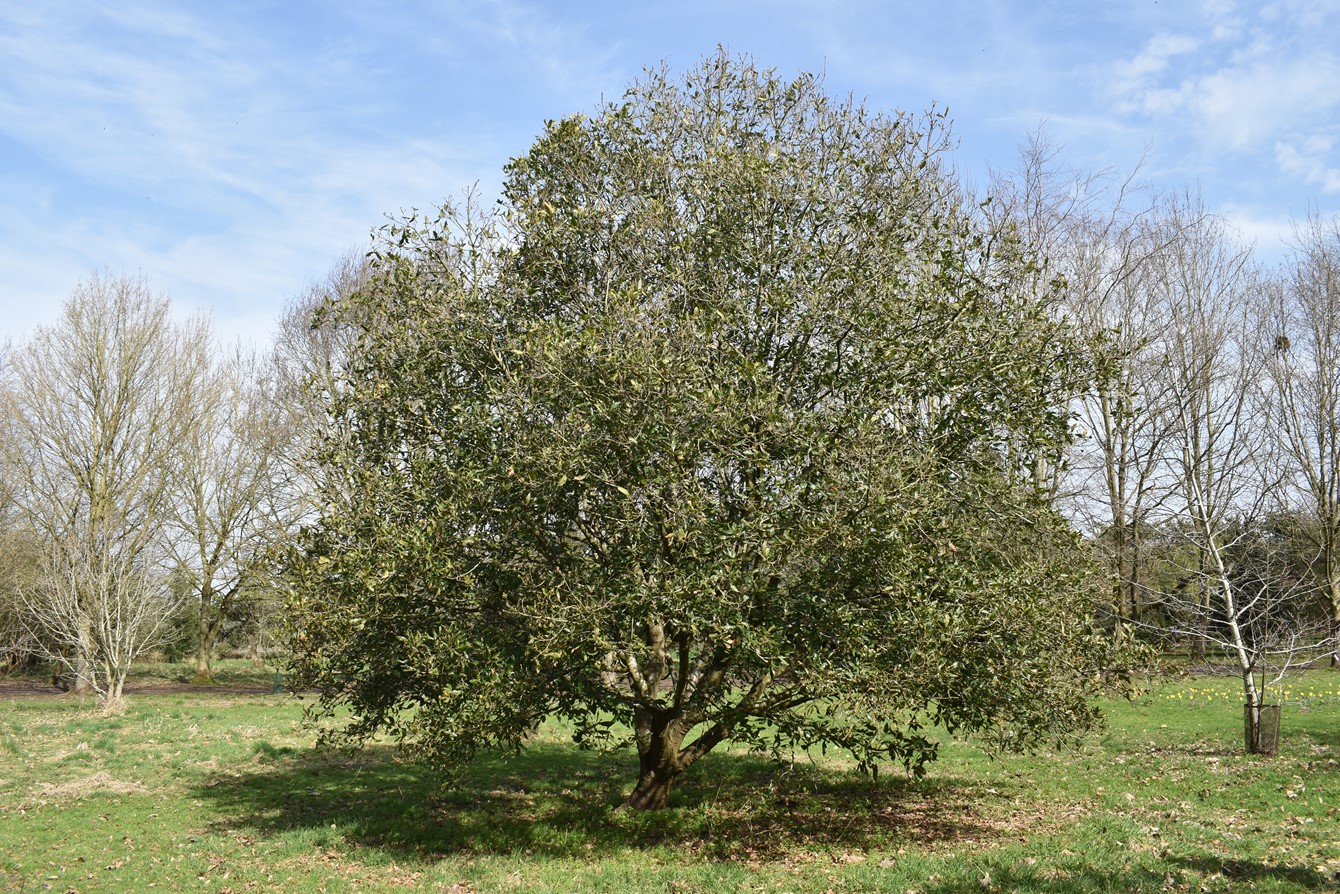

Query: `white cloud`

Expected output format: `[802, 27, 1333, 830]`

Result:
[1260, 0, 1340, 30]
[1113, 31, 1329, 138]
[1201, 0, 1247, 40]
[1276, 136, 1340, 194]
[1100, 0, 1340, 207]
[1191, 59, 1340, 150]
[0, 2, 528, 343]
[1215, 201, 1300, 263]
[1111, 32, 1200, 109]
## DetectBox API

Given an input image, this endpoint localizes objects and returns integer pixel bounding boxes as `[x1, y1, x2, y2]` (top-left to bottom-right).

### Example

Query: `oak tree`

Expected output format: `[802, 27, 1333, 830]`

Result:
[287, 55, 1117, 809]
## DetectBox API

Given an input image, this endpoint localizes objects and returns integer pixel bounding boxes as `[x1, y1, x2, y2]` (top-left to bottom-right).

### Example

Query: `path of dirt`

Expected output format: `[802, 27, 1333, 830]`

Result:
[0, 678, 277, 700]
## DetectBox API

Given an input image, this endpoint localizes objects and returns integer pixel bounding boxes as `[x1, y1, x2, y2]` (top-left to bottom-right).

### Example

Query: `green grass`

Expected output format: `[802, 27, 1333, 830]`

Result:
[135, 656, 280, 688]
[0, 671, 1337, 892]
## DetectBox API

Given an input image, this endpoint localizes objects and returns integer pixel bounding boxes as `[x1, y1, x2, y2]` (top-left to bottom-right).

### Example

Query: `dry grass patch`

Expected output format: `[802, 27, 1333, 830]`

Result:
[33, 770, 147, 803]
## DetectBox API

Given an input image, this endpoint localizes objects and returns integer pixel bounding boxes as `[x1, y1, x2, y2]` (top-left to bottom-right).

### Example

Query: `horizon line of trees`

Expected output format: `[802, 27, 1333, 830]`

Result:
[0, 258, 366, 710]
[991, 134, 1339, 742]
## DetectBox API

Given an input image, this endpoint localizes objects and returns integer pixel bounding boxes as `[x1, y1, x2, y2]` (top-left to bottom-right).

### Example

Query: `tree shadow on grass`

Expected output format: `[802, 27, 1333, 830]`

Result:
[1286, 715, 1340, 751]
[912, 856, 1337, 894]
[193, 740, 1001, 862]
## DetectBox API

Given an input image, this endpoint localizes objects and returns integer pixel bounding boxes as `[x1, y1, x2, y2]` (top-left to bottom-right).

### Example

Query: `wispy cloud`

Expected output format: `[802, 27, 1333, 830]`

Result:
[1111, 32, 1201, 108]
[1102, 1, 1340, 188]
[2, 0, 1339, 346]
[0, 0, 622, 343]
[1276, 136, 1340, 194]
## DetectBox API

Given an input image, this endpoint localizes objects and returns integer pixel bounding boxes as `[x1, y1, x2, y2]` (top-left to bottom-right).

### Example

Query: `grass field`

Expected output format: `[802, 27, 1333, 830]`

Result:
[0, 665, 1337, 893]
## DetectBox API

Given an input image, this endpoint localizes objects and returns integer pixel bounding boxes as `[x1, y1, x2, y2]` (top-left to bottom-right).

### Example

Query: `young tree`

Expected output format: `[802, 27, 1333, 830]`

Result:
[1266, 214, 1340, 667]
[287, 55, 1118, 809]
[1142, 195, 1307, 751]
[22, 540, 180, 706]
[1, 273, 208, 710]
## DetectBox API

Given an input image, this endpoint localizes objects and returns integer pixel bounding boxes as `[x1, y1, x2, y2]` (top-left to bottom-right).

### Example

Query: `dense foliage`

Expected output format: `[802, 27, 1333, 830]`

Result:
[286, 55, 1117, 808]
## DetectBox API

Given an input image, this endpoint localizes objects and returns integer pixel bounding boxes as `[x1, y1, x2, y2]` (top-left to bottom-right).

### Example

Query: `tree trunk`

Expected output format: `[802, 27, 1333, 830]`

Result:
[622, 709, 687, 810]
[1330, 609, 1338, 670]
[193, 636, 213, 684]
[625, 765, 678, 810]
[193, 589, 219, 684]
[1110, 519, 1130, 644]
[73, 652, 94, 695]
[1192, 565, 1209, 664]
[72, 613, 95, 694]
[1244, 697, 1261, 753]
[1111, 577, 1128, 644]
[193, 595, 215, 684]
[103, 675, 126, 715]
[1329, 586, 1339, 669]
[1244, 701, 1280, 756]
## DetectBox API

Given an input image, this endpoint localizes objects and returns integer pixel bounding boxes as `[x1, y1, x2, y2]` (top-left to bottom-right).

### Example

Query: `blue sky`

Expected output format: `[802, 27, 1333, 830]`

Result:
[2, 0, 1338, 347]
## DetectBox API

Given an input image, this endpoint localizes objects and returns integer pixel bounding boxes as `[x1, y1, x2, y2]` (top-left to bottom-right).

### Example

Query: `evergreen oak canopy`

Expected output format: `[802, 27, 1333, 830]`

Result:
[286, 55, 1113, 810]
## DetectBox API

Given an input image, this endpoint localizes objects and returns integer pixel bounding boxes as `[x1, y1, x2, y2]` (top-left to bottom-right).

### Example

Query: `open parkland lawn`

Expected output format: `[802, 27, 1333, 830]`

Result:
[0, 664, 1337, 893]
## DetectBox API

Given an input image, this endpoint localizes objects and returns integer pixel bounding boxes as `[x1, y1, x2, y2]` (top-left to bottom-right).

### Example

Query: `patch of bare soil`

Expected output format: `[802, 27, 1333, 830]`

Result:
[35, 771, 147, 801]
[0, 678, 273, 700]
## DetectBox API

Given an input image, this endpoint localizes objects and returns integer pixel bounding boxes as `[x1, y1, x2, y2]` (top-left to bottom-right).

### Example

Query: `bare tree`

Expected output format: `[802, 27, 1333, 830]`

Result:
[271, 250, 371, 518]
[1, 273, 209, 709]
[21, 540, 180, 706]
[272, 251, 369, 400]
[1265, 213, 1340, 667]
[988, 132, 1172, 642]
[0, 352, 39, 670]
[167, 347, 293, 683]
[1142, 194, 1323, 752]
[103, 256, 372, 688]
